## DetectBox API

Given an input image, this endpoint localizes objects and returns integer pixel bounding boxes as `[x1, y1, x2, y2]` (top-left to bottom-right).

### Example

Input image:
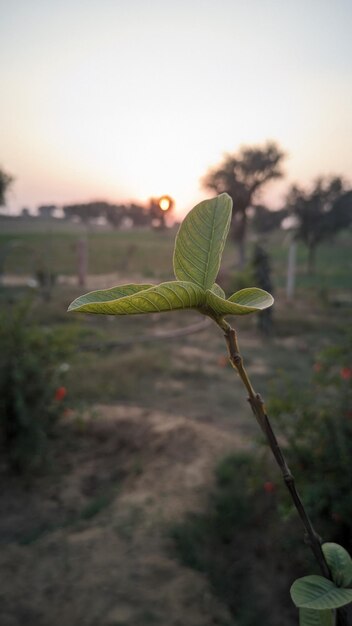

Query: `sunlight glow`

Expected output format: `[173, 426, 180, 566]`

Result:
[159, 197, 171, 211]
[1, 1, 351, 216]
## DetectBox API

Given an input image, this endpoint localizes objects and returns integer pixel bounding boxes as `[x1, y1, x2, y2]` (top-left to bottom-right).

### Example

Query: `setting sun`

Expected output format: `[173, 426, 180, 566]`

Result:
[159, 196, 171, 211]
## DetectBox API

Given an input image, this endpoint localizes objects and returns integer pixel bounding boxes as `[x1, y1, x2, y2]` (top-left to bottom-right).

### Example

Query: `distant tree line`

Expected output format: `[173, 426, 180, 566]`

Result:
[13, 200, 173, 229]
[62, 199, 172, 229]
[63, 201, 144, 227]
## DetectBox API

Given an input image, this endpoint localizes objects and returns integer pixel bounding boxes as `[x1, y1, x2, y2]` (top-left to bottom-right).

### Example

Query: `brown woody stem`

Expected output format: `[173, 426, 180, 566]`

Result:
[218, 318, 331, 580]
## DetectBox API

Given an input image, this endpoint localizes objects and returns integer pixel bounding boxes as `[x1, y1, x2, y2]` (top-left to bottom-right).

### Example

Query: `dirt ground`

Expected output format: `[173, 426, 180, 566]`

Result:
[0, 404, 249, 626]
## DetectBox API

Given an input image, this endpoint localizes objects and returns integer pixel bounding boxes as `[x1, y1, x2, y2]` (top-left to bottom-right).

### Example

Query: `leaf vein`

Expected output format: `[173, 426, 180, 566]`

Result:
[174, 249, 203, 286]
[176, 240, 206, 275]
[183, 219, 209, 253]
[162, 285, 185, 308]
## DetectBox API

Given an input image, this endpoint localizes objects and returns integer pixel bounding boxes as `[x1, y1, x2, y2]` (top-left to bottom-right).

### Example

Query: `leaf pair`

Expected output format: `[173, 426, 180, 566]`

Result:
[68, 194, 273, 319]
[291, 543, 352, 626]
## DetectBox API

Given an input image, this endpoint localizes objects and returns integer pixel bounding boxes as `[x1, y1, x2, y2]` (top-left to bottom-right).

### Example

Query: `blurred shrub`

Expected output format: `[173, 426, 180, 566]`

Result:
[268, 330, 352, 550]
[0, 303, 72, 472]
[172, 452, 299, 626]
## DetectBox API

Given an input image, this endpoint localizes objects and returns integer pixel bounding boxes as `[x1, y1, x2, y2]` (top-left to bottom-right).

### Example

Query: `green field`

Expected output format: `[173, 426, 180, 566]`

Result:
[1, 221, 351, 292]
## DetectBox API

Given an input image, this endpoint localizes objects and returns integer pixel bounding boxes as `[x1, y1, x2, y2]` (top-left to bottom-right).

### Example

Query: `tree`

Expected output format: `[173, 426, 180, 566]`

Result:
[63, 201, 112, 224]
[287, 177, 352, 272]
[251, 204, 288, 234]
[0, 167, 14, 208]
[38, 205, 56, 218]
[252, 243, 274, 334]
[128, 203, 151, 227]
[202, 142, 285, 267]
[105, 204, 126, 229]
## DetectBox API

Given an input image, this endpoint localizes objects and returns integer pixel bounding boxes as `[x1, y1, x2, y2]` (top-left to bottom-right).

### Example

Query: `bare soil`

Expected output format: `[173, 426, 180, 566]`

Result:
[0, 405, 247, 626]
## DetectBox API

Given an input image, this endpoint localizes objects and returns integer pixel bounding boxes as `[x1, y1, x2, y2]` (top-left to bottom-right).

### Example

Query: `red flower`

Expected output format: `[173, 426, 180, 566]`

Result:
[313, 363, 322, 373]
[263, 481, 275, 494]
[55, 386, 67, 401]
[340, 367, 352, 381]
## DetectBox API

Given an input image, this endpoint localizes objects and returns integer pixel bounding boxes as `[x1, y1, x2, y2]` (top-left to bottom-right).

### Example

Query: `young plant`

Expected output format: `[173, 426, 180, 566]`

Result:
[68, 194, 352, 625]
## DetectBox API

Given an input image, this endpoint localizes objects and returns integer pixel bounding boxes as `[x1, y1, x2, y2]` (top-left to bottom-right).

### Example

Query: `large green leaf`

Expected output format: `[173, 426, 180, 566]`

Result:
[299, 608, 335, 626]
[291, 575, 352, 610]
[173, 193, 232, 290]
[68, 281, 205, 315]
[205, 287, 274, 317]
[68, 283, 153, 312]
[323, 543, 352, 588]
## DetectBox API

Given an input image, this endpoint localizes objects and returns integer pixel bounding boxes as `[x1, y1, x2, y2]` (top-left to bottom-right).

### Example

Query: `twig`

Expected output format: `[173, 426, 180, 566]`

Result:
[217, 318, 331, 579]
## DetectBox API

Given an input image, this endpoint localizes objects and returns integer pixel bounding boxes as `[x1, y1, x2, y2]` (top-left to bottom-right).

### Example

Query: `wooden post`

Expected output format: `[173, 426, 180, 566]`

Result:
[77, 238, 88, 287]
[286, 239, 296, 301]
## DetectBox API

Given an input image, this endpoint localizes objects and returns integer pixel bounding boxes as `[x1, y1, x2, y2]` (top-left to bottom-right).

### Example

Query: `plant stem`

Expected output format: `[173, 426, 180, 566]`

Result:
[218, 318, 331, 580]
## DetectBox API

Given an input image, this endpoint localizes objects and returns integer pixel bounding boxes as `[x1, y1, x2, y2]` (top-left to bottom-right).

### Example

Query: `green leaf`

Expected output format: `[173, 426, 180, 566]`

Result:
[323, 543, 352, 588]
[299, 608, 335, 626]
[228, 288, 274, 308]
[173, 193, 232, 290]
[291, 575, 352, 610]
[68, 281, 205, 315]
[205, 287, 274, 317]
[210, 283, 226, 299]
[68, 283, 154, 312]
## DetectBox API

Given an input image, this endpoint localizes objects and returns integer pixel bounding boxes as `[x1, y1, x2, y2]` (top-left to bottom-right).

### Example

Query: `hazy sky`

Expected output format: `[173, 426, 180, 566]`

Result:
[1, 0, 351, 217]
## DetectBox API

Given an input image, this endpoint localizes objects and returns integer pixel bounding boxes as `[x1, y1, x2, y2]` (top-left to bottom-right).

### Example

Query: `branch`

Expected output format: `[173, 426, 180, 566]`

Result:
[217, 318, 331, 580]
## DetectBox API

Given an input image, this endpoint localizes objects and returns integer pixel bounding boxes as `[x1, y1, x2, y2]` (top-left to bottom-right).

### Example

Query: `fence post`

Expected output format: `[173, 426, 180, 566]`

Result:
[77, 238, 88, 287]
[286, 239, 296, 301]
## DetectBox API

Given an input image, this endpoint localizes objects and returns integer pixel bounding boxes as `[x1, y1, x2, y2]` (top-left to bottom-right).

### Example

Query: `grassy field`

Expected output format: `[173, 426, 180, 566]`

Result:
[1, 220, 351, 291]
[0, 225, 176, 279]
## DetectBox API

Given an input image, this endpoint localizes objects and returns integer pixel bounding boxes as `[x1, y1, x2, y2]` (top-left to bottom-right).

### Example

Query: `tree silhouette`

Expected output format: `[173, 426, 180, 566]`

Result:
[0, 167, 14, 208]
[202, 142, 285, 267]
[38, 205, 56, 218]
[287, 177, 352, 272]
[128, 203, 151, 227]
[63, 202, 108, 223]
[252, 243, 274, 334]
[252, 204, 288, 234]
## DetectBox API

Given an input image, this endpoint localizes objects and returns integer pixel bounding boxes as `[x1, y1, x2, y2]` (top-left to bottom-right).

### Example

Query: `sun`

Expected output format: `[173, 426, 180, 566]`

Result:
[158, 196, 171, 211]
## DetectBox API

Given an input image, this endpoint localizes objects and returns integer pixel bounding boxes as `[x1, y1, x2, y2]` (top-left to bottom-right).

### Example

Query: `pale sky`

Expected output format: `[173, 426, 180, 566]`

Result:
[1, 0, 351, 217]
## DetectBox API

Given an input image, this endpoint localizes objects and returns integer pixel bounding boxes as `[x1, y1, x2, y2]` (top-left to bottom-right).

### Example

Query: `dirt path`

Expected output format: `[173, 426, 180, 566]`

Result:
[0, 405, 248, 626]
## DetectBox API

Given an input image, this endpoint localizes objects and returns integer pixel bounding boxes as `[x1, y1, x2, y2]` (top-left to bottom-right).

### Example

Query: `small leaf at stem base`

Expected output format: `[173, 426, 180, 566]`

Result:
[291, 575, 352, 610]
